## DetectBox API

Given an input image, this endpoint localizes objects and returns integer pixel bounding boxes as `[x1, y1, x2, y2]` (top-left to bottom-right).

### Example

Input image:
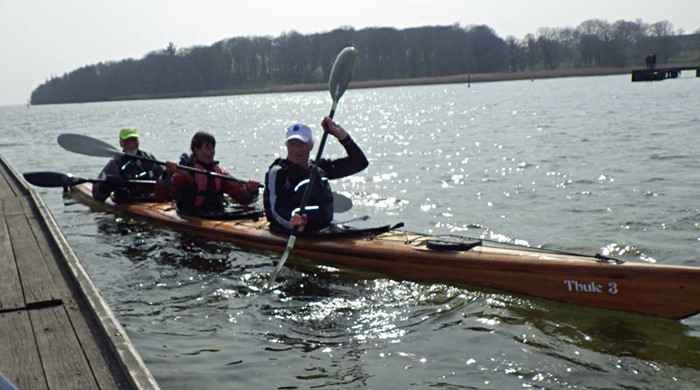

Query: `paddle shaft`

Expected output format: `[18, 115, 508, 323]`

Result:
[296, 101, 337, 214]
[82, 178, 155, 186]
[57, 133, 254, 185]
[116, 151, 252, 185]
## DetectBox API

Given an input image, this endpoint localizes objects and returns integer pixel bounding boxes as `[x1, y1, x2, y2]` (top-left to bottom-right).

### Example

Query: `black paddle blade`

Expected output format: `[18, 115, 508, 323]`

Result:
[57, 133, 121, 158]
[23, 171, 84, 187]
[328, 47, 357, 102]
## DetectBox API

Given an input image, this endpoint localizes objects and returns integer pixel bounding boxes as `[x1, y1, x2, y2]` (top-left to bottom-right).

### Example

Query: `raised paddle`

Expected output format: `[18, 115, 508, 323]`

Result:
[57, 133, 251, 185]
[268, 46, 358, 288]
[23, 169, 354, 213]
[22, 171, 155, 188]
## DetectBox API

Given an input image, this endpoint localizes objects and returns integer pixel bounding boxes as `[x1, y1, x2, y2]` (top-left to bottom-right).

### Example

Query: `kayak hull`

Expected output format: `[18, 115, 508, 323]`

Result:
[69, 183, 700, 320]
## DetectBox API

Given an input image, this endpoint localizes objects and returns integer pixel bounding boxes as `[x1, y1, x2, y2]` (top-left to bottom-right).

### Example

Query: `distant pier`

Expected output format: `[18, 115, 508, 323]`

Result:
[0, 154, 159, 389]
[631, 66, 700, 82]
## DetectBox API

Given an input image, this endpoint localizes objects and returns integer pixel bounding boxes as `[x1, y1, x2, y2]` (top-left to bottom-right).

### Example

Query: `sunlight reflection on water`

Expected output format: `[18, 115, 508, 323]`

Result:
[2, 75, 699, 388]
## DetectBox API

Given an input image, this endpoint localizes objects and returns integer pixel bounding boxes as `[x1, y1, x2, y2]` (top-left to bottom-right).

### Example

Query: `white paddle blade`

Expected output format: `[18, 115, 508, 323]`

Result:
[328, 47, 357, 102]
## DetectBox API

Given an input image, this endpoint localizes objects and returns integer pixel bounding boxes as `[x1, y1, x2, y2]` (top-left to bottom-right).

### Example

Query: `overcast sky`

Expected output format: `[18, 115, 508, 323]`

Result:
[1, 0, 697, 105]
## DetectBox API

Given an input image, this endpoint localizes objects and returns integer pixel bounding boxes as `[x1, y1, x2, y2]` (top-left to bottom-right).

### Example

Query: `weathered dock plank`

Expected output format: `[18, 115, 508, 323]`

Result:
[5, 198, 61, 306]
[0, 200, 24, 311]
[30, 305, 99, 389]
[0, 311, 47, 390]
[0, 161, 26, 199]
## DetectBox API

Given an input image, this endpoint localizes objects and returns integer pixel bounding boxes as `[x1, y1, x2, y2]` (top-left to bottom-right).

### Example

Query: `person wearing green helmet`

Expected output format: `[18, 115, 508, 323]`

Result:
[92, 127, 164, 202]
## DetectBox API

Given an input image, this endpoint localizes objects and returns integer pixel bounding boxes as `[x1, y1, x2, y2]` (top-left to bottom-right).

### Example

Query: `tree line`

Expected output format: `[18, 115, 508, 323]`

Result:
[30, 19, 700, 105]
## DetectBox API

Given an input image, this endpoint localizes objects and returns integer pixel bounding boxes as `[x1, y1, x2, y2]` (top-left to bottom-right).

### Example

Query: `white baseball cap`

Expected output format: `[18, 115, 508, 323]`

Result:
[285, 123, 313, 143]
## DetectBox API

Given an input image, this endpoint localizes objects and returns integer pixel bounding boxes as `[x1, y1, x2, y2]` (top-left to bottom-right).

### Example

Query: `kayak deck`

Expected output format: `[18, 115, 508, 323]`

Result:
[69, 183, 700, 320]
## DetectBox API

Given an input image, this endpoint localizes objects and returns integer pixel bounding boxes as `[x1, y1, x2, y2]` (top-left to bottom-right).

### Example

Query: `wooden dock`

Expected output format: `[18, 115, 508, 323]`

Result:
[631, 66, 700, 81]
[0, 154, 159, 389]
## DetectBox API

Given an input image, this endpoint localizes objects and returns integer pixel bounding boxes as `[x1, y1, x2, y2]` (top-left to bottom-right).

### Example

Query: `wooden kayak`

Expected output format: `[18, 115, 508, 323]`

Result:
[69, 183, 700, 320]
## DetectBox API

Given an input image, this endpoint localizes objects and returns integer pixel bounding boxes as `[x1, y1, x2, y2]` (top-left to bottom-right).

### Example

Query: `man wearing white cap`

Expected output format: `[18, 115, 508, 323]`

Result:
[92, 127, 164, 202]
[264, 116, 368, 233]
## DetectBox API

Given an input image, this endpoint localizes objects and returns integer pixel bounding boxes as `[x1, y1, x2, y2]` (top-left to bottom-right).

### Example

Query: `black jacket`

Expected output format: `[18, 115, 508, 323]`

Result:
[264, 136, 368, 232]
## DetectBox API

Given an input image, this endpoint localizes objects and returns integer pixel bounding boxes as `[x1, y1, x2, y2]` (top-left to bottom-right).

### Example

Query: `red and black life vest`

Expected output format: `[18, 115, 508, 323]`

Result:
[175, 156, 226, 214]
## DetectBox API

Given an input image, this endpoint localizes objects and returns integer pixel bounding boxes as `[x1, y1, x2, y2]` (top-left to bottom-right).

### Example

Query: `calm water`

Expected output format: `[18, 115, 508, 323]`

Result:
[2, 74, 699, 389]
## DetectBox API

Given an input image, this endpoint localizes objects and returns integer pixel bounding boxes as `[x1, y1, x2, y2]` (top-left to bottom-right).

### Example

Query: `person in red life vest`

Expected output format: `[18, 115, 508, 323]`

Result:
[155, 132, 261, 216]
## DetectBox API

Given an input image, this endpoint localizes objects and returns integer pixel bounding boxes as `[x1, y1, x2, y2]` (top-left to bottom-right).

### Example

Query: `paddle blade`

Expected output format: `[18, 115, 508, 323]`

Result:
[268, 234, 296, 288]
[332, 191, 353, 213]
[57, 133, 121, 158]
[23, 171, 84, 187]
[328, 46, 357, 103]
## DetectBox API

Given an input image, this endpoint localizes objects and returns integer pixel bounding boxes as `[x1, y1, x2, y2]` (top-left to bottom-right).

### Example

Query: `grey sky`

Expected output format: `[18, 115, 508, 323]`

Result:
[1, 0, 697, 105]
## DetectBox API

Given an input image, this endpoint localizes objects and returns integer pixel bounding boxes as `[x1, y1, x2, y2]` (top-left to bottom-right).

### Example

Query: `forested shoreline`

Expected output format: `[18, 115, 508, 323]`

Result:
[30, 19, 700, 105]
